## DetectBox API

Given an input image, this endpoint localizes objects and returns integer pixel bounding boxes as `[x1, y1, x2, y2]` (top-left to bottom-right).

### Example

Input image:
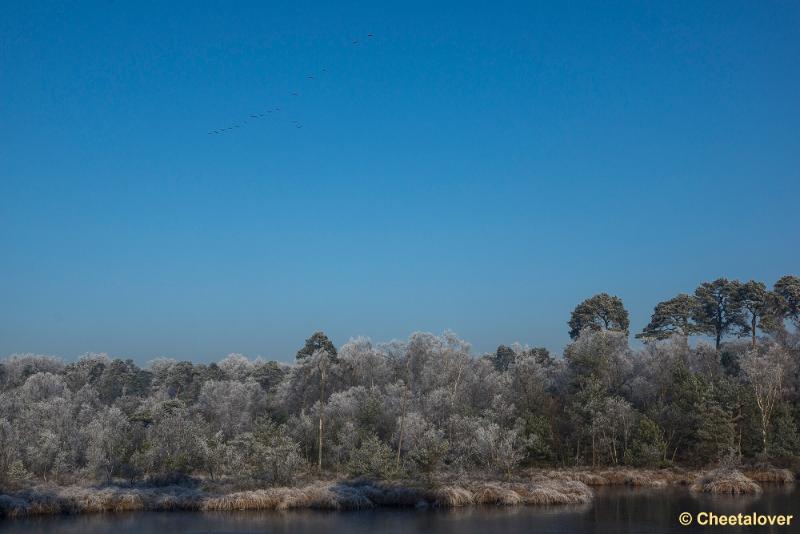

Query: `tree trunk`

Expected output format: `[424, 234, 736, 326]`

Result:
[751, 315, 757, 349]
[738, 427, 742, 459]
[611, 436, 618, 465]
[396, 388, 408, 468]
[396, 359, 412, 469]
[318, 363, 326, 472]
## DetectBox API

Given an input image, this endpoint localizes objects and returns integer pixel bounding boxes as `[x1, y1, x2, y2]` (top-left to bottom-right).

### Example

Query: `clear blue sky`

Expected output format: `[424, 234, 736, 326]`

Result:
[2, 1, 798, 363]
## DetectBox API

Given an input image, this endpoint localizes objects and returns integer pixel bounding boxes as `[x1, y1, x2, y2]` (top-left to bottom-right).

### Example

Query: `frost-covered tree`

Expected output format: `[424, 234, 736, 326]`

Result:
[347, 433, 400, 479]
[196, 379, 264, 438]
[1, 280, 798, 488]
[338, 337, 391, 389]
[237, 419, 306, 485]
[564, 330, 633, 395]
[407, 427, 449, 476]
[741, 347, 789, 455]
[86, 406, 131, 481]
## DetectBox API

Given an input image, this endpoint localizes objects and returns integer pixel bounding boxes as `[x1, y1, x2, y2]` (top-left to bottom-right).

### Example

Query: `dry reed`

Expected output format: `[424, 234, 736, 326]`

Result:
[470, 484, 523, 506]
[1, 476, 597, 518]
[431, 486, 474, 507]
[690, 469, 762, 495]
[744, 468, 795, 484]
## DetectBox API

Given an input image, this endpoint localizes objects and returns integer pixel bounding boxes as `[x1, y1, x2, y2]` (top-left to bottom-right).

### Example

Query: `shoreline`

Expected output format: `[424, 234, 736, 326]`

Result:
[1, 467, 794, 519]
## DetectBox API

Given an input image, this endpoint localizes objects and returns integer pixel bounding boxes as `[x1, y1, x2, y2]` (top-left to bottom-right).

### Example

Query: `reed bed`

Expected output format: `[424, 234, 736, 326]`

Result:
[510, 480, 594, 505]
[0, 477, 594, 518]
[744, 467, 795, 484]
[0, 485, 205, 518]
[536, 468, 690, 487]
[5, 466, 777, 518]
[690, 469, 763, 495]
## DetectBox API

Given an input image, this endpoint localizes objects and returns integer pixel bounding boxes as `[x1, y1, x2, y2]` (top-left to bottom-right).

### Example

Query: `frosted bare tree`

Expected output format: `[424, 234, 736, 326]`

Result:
[741, 346, 789, 455]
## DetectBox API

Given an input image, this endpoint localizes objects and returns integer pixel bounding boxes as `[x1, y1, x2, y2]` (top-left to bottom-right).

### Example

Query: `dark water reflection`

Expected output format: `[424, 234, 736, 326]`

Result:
[1, 486, 797, 534]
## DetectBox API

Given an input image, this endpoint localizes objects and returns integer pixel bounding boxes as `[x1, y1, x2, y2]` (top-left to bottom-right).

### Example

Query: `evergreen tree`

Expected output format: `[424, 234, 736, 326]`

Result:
[638, 294, 698, 341]
[732, 280, 773, 349]
[774, 275, 800, 328]
[768, 402, 800, 464]
[694, 397, 736, 465]
[494, 345, 516, 372]
[624, 416, 666, 467]
[568, 293, 630, 340]
[692, 278, 746, 350]
[296, 331, 338, 361]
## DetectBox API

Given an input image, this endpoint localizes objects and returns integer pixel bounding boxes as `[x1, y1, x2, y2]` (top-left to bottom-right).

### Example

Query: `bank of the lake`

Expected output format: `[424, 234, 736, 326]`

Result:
[1, 485, 798, 534]
[1, 467, 794, 519]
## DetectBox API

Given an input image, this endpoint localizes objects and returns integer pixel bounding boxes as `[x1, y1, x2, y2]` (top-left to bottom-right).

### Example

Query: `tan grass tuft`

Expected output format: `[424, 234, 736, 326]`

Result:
[690, 469, 762, 495]
[515, 480, 593, 505]
[471, 483, 523, 506]
[432, 485, 474, 507]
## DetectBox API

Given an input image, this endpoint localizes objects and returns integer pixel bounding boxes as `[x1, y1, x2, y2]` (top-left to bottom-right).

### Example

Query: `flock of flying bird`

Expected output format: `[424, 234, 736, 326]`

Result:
[207, 33, 375, 135]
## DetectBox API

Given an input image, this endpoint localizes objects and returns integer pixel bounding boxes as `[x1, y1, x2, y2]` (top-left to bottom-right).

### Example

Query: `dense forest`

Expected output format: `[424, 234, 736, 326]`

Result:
[1, 275, 799, 491]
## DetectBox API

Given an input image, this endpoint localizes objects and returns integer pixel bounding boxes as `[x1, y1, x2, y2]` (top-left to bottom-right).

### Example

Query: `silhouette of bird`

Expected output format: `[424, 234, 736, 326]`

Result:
[206, 31, 380, 136]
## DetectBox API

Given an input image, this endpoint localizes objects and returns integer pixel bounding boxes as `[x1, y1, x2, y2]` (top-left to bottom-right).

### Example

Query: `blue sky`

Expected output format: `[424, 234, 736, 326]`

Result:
[2, 1, 799, 363]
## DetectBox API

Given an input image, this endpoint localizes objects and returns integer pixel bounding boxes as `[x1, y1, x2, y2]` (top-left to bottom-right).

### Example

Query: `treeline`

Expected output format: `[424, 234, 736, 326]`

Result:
[0, 275, 798, 490]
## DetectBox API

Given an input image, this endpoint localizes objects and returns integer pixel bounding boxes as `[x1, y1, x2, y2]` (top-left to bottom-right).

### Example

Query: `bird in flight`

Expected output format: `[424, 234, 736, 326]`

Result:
[207, 32, 377, 136]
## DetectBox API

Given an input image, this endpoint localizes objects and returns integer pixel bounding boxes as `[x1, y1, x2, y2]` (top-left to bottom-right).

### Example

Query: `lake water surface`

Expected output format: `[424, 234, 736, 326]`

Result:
[1, 487, 798, 534]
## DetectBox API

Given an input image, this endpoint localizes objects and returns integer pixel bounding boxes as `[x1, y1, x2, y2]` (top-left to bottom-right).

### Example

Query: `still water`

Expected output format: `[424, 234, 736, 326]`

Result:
[1, 487, 798, 534]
